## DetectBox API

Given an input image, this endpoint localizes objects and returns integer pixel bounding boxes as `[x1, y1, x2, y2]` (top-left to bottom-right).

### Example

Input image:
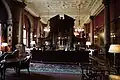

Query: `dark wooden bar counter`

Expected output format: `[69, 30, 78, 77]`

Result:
[31, 50, 90, 64]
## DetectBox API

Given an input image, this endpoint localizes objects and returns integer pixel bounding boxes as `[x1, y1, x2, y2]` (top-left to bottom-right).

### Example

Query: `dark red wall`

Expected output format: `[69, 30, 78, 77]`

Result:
[94, 10, 104, 30]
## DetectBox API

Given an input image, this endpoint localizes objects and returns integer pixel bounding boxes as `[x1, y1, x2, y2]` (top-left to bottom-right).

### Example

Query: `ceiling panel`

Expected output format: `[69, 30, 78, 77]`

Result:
[26, 0, 103, 27]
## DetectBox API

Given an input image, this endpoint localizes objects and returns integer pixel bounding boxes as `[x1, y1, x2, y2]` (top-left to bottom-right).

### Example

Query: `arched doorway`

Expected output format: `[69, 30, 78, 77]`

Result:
[23, 15, 31, 48]
[0, 0, 12, 52]
[0, 0, 8, 51]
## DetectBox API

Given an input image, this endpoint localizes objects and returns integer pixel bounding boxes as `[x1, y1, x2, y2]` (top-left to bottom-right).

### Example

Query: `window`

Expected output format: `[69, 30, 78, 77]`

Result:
[0, 23, 1, 50]
[23, 29, 27, 45]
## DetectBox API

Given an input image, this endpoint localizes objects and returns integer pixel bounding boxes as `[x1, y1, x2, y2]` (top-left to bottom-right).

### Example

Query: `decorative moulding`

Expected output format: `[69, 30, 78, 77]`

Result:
[25, 6, 39, 18]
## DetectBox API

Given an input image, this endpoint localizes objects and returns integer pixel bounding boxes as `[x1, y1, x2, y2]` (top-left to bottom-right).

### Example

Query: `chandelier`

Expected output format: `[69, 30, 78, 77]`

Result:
[78, 4, 81, 27]
[44, 5, 50, 32]
[44, 20, 50, 32]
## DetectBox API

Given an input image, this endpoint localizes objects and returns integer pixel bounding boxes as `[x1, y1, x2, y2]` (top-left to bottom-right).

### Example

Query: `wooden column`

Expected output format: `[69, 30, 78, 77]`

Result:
[36, 17, 40, 44]
[70, 27, 73, 49]
[18, 8, 23, 44]
[90, 16, 95, 45]
[103, 0, 111, 57]
[12, 1, 26, 45]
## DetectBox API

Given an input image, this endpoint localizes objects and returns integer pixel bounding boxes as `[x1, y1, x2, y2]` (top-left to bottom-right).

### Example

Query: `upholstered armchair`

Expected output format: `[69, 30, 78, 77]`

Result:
[0, 60, 6, 80]
[15, 55, 32, 75]
[2, 50, 20, 78]
[4, 49, 19, 60]
[0, 52, 9, 61]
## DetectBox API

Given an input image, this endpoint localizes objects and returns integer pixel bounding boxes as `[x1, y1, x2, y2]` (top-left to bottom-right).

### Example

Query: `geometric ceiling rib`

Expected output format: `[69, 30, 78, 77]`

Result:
[26, 0, 103, 27]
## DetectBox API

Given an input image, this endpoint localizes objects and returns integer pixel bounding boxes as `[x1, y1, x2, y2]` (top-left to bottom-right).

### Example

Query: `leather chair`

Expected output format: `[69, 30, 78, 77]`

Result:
[16, 55, 32, 75]
[0, 53, 7, 61]
[2, 50, 21, 78]
[0, 60, 6, 80]
[0, 52, 10, 80]
[4, 49, 19, 60]
[3, 49, 19, 70]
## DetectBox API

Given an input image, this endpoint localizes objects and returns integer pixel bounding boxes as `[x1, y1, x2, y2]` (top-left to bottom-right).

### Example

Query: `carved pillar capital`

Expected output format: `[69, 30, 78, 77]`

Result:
[7, 19, 13, 25]
[102, 0, 111, 5]
[36, 17, 41, 20]
[90, 16, 95, 20]
[13, 0, 26, 8]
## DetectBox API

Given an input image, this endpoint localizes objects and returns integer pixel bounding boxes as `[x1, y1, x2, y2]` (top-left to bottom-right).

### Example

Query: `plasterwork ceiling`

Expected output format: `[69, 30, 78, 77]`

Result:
[26, 0, 103, 27]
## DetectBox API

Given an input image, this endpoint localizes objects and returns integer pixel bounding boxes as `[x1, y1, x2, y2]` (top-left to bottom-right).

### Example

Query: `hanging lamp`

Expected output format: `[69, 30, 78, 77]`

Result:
[44, 5, 50, 32]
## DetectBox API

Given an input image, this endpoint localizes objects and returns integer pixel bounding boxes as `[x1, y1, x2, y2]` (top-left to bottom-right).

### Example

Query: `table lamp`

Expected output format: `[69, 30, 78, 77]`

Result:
[108, 44, 120, 66]
[1, 42, 8, 52]
[30, 41, 35, 45]
[2, 43, 8, 46]
[30, 41, 36, 47]
[86, 41, 91, 48]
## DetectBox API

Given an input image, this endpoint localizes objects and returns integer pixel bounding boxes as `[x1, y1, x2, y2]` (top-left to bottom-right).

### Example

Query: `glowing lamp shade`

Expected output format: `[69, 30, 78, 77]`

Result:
[30, 41, 35, 45]
[44, 27, 50, 32]
[74, 32, 79, 36]
[109, 75, 120, 80]
[109, 44, 120, 53]
[109, 44, 120, 66]
[2, 43, 8, 46]
[86, 41, 91, 46]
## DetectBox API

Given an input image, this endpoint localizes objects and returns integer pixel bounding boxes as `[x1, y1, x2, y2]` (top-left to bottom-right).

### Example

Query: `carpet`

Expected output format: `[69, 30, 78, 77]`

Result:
[5, 63, 109, 80]
[29, 63, 81, 74]
[5, 63, 82, 80]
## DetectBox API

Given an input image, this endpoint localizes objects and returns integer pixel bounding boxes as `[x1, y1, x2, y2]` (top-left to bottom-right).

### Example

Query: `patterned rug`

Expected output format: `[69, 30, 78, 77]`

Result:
[28, 63, 81, 74]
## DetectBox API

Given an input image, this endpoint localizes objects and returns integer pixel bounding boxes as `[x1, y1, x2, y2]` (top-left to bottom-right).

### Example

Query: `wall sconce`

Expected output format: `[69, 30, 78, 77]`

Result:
[111, 33, 116, 38]
[94, 35, 98, 39]
[34, 35, 37, 37]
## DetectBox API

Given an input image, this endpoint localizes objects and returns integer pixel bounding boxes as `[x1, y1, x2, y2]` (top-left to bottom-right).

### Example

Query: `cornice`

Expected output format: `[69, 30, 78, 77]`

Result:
[93, 4, 104, 16]
[24, 6, 40, 18]
[88, 0, 98, 13]
[91, 4, 104, 16]
[90, 0, 103, 16]
[83, 0, 104, 24]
